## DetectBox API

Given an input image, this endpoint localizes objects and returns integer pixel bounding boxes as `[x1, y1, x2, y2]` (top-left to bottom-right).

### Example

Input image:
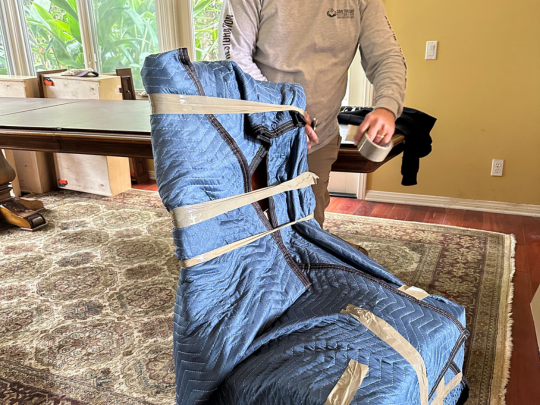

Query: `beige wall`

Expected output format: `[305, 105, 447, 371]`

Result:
[368, 0, 540, 205]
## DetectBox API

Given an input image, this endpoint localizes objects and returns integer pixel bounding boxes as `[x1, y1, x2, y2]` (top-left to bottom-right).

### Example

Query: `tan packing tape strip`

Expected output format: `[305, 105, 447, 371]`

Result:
[341, 304, 429, 405]
[179, 213, 313, 268]
[171, 172, 318, 229]
[398, 285, 430, 301]
[325, 359, 369, 405]
[431, 372, 463, 405]
[149, 93, 305, 115]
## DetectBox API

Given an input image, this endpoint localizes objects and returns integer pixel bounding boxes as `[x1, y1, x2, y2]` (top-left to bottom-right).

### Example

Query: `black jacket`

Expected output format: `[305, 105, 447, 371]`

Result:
[338, 107, 436, 186]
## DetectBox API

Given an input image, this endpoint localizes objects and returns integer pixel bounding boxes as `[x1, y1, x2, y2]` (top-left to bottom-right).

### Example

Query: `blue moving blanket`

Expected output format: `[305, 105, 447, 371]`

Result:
[142, 49, 469, 405]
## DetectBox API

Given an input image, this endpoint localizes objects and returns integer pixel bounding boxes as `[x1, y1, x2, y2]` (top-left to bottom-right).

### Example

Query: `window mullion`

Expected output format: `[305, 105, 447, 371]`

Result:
[76, 0, 100, 71]
[155, 0, 194, 59]
[0, 0, 34, 75]
[348, 51, 374, 107]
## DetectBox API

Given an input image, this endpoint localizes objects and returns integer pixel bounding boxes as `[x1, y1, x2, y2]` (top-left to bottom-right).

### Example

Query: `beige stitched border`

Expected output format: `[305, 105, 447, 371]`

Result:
[179, 213, 314, 268]
[171, 172, 318, 229]
[149, 93, 305, 115]
[325, 360, 369, 405]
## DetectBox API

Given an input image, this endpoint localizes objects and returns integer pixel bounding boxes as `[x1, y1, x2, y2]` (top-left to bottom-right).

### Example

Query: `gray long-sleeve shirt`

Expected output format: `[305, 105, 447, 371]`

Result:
[218, 0, 407, 152]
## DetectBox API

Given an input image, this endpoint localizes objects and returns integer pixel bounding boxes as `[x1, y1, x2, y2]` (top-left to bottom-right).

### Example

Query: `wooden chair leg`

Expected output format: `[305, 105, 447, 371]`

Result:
[0, 198, 47, 231]
[0, 152, 47, 231]
[17, 198, 45, 212]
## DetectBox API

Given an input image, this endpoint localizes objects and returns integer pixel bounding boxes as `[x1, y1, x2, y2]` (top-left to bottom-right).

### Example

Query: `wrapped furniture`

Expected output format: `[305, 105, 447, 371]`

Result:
[142, 49, 469, 405]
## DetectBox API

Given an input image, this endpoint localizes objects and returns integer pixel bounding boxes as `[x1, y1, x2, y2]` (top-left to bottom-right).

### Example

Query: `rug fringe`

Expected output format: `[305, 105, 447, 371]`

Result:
[493, 234, 516, 405]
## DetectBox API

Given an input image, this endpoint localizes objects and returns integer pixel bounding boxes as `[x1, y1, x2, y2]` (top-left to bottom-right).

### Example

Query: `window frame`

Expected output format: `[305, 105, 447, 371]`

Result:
[0, 0, 34, 75]
[0, 0, 195, 77]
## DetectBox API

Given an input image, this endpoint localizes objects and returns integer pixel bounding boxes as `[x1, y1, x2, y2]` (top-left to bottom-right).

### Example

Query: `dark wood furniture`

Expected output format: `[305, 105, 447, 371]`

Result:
[36, 69, 67, 98]
[331, 134, 405, 173]
[114, 68, 150, 184]
[0, 152, 46, 230]
[0, 97, 405, 229]
[0, 97, 404, 169]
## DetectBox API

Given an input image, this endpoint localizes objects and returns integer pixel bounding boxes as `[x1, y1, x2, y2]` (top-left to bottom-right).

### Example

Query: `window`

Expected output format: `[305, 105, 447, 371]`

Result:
[4, 1, 225, 81]
[0, 29, 8, 74]
[193, 0, 223, 61]
[92, 0, 159, 88]
[24, 0, 84, 71]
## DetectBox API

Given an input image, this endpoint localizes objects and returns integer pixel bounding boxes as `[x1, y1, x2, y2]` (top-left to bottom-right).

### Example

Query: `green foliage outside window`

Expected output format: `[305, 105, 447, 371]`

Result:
[23, 0, 223, 89]
[194, 0, 223, 62]
[24, 0, 85, 71]
[93, 0, 159, 88]
[0, 33, 8, 75]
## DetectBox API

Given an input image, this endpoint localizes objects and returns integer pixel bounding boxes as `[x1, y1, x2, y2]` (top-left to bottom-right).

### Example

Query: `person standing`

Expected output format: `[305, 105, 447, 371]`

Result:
[219, 0, 407, 226]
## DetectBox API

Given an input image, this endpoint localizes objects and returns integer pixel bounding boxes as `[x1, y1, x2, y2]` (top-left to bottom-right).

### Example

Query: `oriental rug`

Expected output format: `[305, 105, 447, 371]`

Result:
[0, 190, 513, 405]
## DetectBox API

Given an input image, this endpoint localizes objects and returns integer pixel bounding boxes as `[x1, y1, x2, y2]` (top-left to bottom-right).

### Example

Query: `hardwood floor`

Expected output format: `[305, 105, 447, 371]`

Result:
[327, 197, 540, 405]
[132, 180, 158, 191]
[131, 182, 540, 404]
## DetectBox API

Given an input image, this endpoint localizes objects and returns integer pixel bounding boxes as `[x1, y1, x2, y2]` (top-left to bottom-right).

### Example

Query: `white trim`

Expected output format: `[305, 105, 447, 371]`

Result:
[0, 0, 34, 75]
[148, 170, 156, 180]
[347, 51, 374, 108]
[357, 173, 367, 200]
[155, 0, 194, 58]
[365, 190, 540, 217]
[344, 51, 372, 200]
[76, 0, 99, 71]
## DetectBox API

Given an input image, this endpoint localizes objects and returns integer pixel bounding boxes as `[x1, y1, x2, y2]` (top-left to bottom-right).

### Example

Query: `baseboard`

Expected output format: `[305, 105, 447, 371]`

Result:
[365, 190, 540, 217]
[148, 170, 156, 180]
[329, 192, 357, 199]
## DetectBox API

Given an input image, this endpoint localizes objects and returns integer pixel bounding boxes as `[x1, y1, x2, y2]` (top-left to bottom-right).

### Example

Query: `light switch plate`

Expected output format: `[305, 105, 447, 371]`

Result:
[426, 41, 438, 60]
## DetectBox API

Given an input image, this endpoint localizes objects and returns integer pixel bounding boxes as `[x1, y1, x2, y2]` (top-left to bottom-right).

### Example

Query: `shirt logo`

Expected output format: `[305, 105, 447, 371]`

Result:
[327, 8, 355, 19]
[222, 14, 234, 60]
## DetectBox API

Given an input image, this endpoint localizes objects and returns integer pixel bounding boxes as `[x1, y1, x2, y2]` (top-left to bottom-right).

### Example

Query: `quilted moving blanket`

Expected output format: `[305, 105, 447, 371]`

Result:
[142, 49, 469, 405]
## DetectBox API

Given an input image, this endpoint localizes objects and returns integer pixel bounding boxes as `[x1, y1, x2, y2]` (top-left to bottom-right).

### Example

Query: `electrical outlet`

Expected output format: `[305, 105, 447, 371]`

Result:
[491, 159, 504, 177]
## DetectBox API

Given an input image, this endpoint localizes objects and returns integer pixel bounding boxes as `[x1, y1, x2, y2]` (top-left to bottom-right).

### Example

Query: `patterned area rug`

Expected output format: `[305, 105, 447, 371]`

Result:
[325, 213, 514, 405]
[0, 190, 513, 405]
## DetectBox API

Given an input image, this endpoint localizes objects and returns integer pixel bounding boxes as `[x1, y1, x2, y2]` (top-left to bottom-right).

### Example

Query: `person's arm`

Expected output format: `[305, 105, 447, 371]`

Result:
[218, 0, 267, 81]
[355, 0, 407, 145]
[218, 1, 319, 149]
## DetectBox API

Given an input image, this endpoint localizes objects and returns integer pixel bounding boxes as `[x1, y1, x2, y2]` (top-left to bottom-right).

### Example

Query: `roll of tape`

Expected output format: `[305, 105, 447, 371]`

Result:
[356, 133, 394, 163]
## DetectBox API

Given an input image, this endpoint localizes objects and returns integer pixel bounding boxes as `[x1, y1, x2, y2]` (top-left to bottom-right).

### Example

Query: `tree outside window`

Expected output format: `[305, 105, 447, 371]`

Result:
[24, 0, 84, 71]
[22, 0, 223, 87]
[92, 0, 159, 88]
[194, 0, 223, 62]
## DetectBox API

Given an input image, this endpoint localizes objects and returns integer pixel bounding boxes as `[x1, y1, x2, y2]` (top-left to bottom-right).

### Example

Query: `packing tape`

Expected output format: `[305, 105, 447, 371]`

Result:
[179, 213, 314, 268]
[355, 132, 394, 163]
[171, 172, 318, 229]
[431, 372, 463, 405]
[148, 93, 305, 115]
[345, 126, 405, 163]
[398, 285, 430, 301]
[325, 360, 369, 405]
[341, 304, 429, 405]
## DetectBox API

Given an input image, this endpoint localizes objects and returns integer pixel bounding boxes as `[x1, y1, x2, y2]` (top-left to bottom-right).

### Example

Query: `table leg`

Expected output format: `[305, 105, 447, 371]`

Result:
[0, 197, 47, 231]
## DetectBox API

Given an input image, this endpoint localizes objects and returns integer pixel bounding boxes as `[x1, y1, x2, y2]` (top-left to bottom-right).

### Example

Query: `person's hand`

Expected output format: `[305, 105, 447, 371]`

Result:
[354, 108, 396, 146]
[304, 111, 319, 150]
